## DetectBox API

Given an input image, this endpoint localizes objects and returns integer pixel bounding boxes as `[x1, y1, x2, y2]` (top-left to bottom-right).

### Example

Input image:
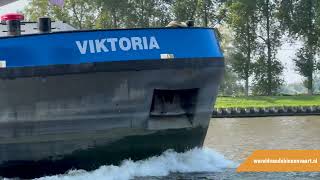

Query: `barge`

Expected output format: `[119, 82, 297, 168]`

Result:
[0, 12, 224, 178]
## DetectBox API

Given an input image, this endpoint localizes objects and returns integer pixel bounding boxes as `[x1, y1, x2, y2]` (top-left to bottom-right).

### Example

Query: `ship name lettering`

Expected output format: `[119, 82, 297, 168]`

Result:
[76, 36, 160, 55]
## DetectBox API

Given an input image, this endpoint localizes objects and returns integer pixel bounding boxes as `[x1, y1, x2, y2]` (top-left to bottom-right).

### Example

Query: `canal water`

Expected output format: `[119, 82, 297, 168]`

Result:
[8, 116, 320, 180]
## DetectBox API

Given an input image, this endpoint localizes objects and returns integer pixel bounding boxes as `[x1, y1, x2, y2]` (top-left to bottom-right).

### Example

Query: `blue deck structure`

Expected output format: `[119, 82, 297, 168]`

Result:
[0, 28, 223, 68]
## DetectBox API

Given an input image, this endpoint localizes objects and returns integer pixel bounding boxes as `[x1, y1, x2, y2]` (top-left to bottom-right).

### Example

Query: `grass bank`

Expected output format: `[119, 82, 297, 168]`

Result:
[215, 96, 320, 108]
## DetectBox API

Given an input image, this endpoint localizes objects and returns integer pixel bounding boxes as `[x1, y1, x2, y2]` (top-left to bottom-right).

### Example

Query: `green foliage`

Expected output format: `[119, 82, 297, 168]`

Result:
[226, 0, 284, 96]
[218, 25, 245, 96]
[24, 0, 173, 29]
[229, 51, 248, 80]
[22, 0, 320, 97]
[219, 67, 245, 96]
[95, 0, 129, 28]
[24, 1, 67, 24]
[226, 0, 258, 96]
[216, 95, 320, 108]
[252, 54, 284, 95]
[219, 54, 245, 96]
[279, 0, 320, 95]
[24, 0, 99, 29]
[294, 47, 316, 80]
[126, 0, 173, 28]
[198, 0, 227, 26]
[172, 0, 226, 27]
[24, 0, 228, 28]
[173, 0, 199, 21]
[252, 0, 283, 96]
[294, 46, 318, 94]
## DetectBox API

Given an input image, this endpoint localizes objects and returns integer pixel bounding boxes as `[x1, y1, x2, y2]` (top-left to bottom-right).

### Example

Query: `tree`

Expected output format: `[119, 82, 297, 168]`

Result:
[125, 0, 172, 28]
[252, 0, 283, 95]
[67, 0, 99, 29]
[279, 0, 320, 95]
[226, 0, 257, 96]
[219, 63, 245, 96]
[24, 0, 173, 29]
[24, 0, 99, 29]
[24, 0, 70, 22]
[252, 53, 283, 95]
[294, 46, 318, 95]
[173, 0, 199, 21]
[218, 24, 245, 96]
[197, 0, 226, 27]
[95, 0, 129, 29]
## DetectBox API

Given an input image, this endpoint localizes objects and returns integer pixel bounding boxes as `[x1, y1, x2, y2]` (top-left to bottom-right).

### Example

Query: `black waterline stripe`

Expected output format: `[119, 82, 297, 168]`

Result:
[0, 58, 224, 79]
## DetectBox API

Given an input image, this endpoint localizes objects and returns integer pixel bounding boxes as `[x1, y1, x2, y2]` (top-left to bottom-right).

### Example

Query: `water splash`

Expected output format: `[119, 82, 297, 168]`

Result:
[35, 148, 237, 180]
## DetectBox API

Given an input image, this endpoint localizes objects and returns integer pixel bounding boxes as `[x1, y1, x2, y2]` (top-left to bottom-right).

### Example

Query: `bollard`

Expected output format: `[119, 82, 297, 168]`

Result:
[38, 17, 52, 33]
[1, 13, 25, 36]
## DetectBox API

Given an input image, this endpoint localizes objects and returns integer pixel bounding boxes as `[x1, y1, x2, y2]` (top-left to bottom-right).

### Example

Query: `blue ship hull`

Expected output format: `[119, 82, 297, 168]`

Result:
[0, 28, 224, 178]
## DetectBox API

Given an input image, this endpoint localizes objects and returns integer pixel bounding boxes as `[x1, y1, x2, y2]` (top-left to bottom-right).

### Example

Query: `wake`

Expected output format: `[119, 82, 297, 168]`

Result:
[34, 148, 237, 180]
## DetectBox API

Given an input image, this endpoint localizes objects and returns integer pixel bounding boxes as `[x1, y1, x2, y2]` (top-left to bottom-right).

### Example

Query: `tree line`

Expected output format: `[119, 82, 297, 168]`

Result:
[24, 0, 224, 29]
[24, 0, 320, 96]
[225, 0, 320, 96]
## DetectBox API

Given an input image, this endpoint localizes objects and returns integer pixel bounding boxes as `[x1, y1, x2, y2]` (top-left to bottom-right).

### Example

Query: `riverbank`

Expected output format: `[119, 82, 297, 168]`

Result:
[215, 95, 320, 108]
[213, 96, 320, 118]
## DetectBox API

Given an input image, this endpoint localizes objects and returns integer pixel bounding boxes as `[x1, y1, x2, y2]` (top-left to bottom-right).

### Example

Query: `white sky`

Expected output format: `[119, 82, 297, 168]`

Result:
[0, 0, 304, 84]
[0, 0, 29, 14]
[278, 42, 303, 84]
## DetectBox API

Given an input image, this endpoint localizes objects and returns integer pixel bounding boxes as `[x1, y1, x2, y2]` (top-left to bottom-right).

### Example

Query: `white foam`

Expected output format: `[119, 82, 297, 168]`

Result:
[35, 147, 237, 180]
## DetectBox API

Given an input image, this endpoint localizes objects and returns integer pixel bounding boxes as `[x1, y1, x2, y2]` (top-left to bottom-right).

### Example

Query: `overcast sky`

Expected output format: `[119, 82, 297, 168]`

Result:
[278, 42, 303, 84]
[0, 0, 303, 84]
[0, 0, 28, 14]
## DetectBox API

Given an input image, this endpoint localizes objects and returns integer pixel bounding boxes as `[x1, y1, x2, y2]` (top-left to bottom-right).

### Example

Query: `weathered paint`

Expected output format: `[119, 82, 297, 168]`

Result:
[0, 58, 224, 178]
